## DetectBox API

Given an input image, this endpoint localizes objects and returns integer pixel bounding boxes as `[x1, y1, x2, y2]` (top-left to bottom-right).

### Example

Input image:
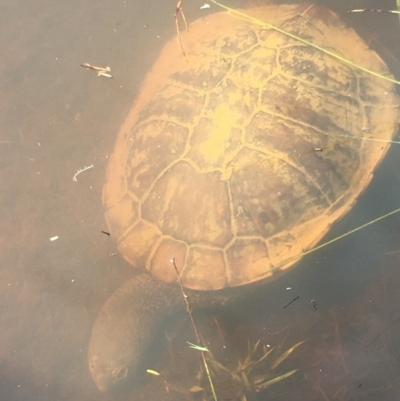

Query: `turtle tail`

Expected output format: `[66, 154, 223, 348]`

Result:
[87, 273, 184, 391]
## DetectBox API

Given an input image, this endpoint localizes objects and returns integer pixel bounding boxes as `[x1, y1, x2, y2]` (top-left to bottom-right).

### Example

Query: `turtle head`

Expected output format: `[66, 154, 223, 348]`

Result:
[88, 352, 130, 391]
[87, 275, 184, 391]
[87, 299, 141, 392]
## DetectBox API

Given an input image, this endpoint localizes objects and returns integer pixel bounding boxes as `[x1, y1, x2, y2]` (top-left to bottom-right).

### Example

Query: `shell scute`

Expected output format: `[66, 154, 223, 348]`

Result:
[228, 147, 329, 237]
[118, 220, 161, 269]
[140, 84, 205, 125]
[105, 194, 139, 239]
[188, 116, 243, 170]
[182, 247, 227, 290]
[142, 162, 233, 247]
[226, 238, 271, 286]
[126, 120, 188, 198]
[149, 238, 187, 283]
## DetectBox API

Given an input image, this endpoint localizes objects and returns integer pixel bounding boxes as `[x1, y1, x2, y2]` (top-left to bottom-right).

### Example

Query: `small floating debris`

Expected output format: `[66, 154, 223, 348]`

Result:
[73, 164, 93, 182]
[200, 3, 210, 9]
[311, 299, 318, 310]
[348, 8, 400, 14]
[50, 236, 59, 241]
[283, 295, 299, 309]
[146, 369, 160, 376]
[80, 63, 113, 78]
[349, 6, 400, 25]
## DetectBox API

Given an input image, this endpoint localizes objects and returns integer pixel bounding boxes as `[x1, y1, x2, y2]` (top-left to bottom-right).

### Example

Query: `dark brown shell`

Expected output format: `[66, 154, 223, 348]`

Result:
[103, 3, 399, 291]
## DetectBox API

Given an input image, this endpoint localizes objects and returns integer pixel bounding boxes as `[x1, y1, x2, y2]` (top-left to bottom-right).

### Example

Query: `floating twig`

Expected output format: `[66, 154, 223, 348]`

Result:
[349, 8, 400, 14]
[175, 0, 188, 61]
[365, 315, 400, 349]
[170, 258, 218, 401]
[283, 296, 299, 309]
[101, 231, 110, 236]
[97, 71, 112, 78]
[72, 164, 93, 182]
[80, 63, 112, 78]
[269, 207, 400, 276]
[340, 134, 400, 145]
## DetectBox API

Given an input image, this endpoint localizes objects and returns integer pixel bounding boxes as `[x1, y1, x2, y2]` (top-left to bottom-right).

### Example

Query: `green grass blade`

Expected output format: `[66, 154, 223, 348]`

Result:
[255, 369, 298, 390]
[210, 0, 400, 85]
[270, 341, 304, 370]
[187, 341, 209, 352]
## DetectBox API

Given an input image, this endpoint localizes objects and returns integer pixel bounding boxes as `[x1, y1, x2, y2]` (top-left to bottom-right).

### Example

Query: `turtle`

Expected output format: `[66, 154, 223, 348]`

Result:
[87, 2, 399, 392]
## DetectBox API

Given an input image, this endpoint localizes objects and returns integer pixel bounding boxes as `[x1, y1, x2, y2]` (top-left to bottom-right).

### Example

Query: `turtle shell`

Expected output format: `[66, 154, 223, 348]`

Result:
[103, 3, 399, 291]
